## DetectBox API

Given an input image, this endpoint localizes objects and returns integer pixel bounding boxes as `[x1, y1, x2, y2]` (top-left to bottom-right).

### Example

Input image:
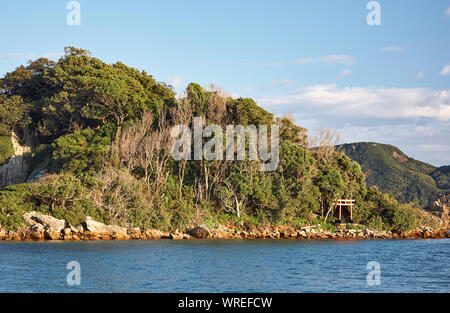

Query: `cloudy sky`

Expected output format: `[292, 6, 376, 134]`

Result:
[0, 0, 449, 166]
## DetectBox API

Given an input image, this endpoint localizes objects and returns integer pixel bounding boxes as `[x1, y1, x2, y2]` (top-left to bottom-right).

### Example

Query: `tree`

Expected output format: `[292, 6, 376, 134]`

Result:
[316, 165, 346, 221]
[277, 114, 308, 148]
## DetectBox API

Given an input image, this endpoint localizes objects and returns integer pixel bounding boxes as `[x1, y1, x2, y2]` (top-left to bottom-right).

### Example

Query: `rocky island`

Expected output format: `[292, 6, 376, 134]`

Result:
[0, 48, 448, 242]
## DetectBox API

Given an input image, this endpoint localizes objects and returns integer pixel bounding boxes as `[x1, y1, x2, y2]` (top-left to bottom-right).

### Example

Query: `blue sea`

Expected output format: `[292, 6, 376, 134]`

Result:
[0, 239, 448, 292]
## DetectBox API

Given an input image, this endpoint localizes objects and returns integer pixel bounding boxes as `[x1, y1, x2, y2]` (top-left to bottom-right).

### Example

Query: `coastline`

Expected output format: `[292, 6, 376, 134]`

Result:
[1, 213, 448, 242]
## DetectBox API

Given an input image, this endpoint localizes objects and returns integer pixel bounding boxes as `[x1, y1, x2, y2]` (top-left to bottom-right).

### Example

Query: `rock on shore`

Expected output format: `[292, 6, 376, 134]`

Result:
[0, 212, 448, 241]
[425, 193, 449, 229]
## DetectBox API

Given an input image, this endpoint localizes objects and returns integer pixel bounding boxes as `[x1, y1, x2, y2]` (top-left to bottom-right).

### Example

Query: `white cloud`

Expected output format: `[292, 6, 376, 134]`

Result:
[294, 54, 355, 65]
[167, 74, 185, 88]
[264, 61, 288, 67]
[263, 54, 355, 67]
[271, 78, 295, 86]
[41, 52, 64, 59]
[417, 144, 450, 152]
[289, 116, 450, 166]
[381, 45, 404, 52]
[446, 7, 450, 16]
[440, 65, 450, 76]
[0, 51, 65, 60]
[258, 85, 450, 165]
[258, 84, 450, 121]
[416, 71, 424, 79]
[0, 52, 35, 59]
[338, 69, 352, 79]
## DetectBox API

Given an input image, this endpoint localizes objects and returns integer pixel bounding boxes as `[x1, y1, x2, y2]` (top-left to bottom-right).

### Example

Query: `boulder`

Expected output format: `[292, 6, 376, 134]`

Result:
[0, 130, 32, 189]
[161, 232, 172, 239]
[213, 229, 229, 239]
[424, 193, 449, 229]
[277, 225, 296, 238]
[297, 230, 308, 238]
[74, 224, 85, 233]
[26, 224, 45, 241]
[44, 229, 61, 240]
[8, 232, 22, 241]
[23, 211, 65, 233]
[23, 212, 67, 240]
[17, 226, 28, 238]
[62, 227, 73, 240]
[0, 226, 6, 239]
[84, 216, 127, 237]
[127, 227, 141, 239]
[182, 233, 192, 240]
[212, 225, 232, 239]
[268, 231, 280, 239]
[143, 229, 164, 239]
[238, 231, 247, 238]
[111, 225, 128, 237]
[169, 232, 183, 240]
[188, 225, 211, 239]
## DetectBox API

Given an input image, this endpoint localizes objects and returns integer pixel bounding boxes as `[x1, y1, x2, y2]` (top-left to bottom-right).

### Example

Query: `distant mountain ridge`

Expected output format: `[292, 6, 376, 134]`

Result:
[338, 142, 450, 207]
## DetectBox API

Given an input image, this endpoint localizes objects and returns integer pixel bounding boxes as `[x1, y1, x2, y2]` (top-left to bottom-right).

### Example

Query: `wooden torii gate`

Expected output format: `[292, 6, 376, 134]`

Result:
[334, 199, 355, 222]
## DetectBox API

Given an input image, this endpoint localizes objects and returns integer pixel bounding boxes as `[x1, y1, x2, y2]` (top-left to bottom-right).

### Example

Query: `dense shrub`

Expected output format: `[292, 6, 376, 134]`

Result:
[0, 135, 14, 165]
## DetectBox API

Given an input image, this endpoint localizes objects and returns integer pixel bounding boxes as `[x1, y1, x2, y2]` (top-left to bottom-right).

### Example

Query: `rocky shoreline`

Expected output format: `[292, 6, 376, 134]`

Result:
[0, 212, 448, 242]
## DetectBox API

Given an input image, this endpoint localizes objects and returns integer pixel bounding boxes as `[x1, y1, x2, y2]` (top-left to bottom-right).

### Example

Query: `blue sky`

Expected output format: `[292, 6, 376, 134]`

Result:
[1, 0, 449, 165]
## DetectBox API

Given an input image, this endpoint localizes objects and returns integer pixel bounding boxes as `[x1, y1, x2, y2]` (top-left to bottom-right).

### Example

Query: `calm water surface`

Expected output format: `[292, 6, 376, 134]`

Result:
[0, 239, 448, 292]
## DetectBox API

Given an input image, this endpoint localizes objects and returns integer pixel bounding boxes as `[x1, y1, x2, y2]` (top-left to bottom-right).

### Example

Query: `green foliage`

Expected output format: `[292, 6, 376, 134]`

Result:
[0, 94, 31, 165]
[277, 117, 308, 147]
[0, 184, 35, 230]
[389, 205, 417, 232]
[0, 95, 31, 135]
[31, 173, 101, 226]
[0, 135, 14, 165]
[366, 215, 385, 231]
[186, 83, 209, 116]
[0, 47, 174, 142]
[215, 161, 276, 219]
[229, 97, 273, 126]
[316, 165, 346, 204]
[51, 126, 114, 175]
[430, 165, 450, 190]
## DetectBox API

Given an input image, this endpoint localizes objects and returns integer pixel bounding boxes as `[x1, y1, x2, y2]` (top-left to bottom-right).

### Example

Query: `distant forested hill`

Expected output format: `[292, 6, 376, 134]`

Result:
[338, 142, 449, 206]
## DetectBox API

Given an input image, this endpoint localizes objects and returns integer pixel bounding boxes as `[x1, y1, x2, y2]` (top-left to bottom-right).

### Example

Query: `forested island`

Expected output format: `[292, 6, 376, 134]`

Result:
[0, 47, 448, 241]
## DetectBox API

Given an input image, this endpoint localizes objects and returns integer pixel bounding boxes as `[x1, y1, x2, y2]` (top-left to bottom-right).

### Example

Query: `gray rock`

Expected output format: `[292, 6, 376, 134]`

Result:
[0, 131, 32, 188]
[23, 211, 65, 233]
[188, 225, 211, 239]
[424, 193, 449, 229]
[44, 229, 61, 240]
[0, 226, 7, 238]
[74, 224, 85, 233]
[26, 169, 47, 183]
[127, 227, 141, 238]
[143, 229, 163, 239]
[84, 216, 127, 236]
